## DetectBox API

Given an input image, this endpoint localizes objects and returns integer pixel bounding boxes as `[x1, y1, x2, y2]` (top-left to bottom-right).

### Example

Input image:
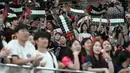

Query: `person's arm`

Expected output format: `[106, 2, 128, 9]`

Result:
[0, 49, 11, 63]
[67, 53, 80, 70]
[88, 67, 109, 73]
[102, 51, 114, 73]
[3, 57, 10, 63]
[11, 56, 35, 65]
[106, 58, 114, 73]
[118, 69, 128, 73]
[58, 61, 64, 69]
[62, 54, 80, 70]
[97, 15, 102, 31]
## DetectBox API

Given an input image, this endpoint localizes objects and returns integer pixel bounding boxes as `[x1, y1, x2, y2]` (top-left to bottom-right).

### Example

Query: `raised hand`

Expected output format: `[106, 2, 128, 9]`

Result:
[101, 49, 111, 62]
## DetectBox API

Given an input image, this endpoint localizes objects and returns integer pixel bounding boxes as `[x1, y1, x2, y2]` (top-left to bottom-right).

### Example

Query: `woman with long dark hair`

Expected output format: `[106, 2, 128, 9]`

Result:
[78, 23, 91, 41]
[80, 38, 92, 56]
[84, 40, 114, 73]
[61, 39, 83, 72]
[102, 40, 116, 63]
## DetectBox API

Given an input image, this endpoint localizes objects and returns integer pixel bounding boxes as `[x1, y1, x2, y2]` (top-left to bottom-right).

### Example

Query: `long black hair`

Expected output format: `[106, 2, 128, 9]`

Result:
[59, 39, 81, 61]
[80, 22, 89, 33]
[80, 38, 92, 56]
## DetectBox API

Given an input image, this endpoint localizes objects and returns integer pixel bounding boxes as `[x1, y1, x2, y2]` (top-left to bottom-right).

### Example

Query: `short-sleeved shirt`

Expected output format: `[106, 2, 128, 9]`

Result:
[62, 56, 84, 73]
[62, 56, 73, 73]
[6, 40, 36, 73]
[36, 51, 58, 73]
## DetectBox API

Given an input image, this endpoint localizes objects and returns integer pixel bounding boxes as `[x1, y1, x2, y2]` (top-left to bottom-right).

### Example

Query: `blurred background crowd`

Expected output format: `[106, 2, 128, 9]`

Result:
[0, 0, 130, 73]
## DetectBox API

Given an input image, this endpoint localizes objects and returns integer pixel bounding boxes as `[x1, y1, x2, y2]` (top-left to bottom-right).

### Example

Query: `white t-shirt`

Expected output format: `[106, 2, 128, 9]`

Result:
[36, 50, 58, 73]
[6, 40, 36, 73]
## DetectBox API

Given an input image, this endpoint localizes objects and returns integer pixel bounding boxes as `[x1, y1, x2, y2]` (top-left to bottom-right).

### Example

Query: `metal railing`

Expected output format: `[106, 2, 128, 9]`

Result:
[0, 63, 96, 73]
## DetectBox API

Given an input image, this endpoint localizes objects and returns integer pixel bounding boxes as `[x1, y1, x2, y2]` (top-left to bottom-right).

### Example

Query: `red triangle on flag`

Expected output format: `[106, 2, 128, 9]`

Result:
[2, 10, 8, 18]
[25, 7, 32, 18]
[87, 5, 92, 13]
[13, 0, 19, 5]
[66, 4, 70, 12]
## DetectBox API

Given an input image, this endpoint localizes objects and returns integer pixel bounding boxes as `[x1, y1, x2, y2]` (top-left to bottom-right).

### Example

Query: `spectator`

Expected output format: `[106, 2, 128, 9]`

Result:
[84, 40, 114, 73]
[29, 17, 40, 34]
[114, 50, 130, 73]
[89, 24, 97, 37]
[79, 23, 92, 41]
[6, 24, 42, 73]
[57, 35, 70, 69]
[80, 38, 92, 56]
[102, 40, 116, 63]
[53, 32, 62, 54]
[46, 21, 55, 33]
[0, 34, 10, 63]
[34, 31, 58, 73]
[55, 35, 67, 59]
[3, 17, 19, 42]
[61, 39, 83, 71]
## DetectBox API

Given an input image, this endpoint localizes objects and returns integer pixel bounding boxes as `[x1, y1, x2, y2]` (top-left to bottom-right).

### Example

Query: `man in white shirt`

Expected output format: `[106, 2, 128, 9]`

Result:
[6, 24, 42, 73]
[34, 31, 58, 73]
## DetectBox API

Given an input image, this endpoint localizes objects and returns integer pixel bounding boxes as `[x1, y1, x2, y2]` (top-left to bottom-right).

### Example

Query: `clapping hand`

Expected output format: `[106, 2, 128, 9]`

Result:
[0, 49, 11, 57]
[32, 55, 43, 66]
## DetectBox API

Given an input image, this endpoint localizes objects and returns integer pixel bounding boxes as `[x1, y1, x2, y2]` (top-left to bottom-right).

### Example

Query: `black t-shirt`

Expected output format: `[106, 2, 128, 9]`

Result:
[85, 56, 108, 68]
[57, 46, 70, 61]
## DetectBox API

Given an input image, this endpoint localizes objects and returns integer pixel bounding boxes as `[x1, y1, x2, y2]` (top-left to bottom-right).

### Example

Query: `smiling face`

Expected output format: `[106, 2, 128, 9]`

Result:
[82, 24, 88, 32]
[55, 33, 61, 41]
[71, 40, 81, 52]
[59, 36, 66, 45]
[83, 39, 92, 51]
[102, 40, 112, 51]
[93, 41, 102, 55]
